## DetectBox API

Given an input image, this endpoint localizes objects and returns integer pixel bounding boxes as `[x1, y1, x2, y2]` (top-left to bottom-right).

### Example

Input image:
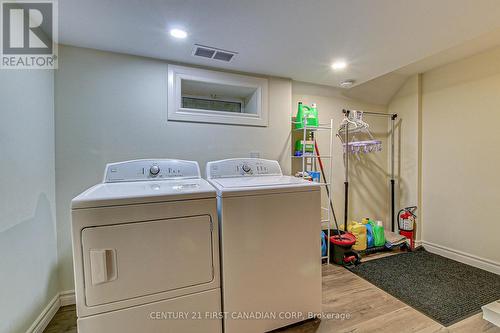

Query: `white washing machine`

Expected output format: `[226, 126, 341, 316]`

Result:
[71, 159, 222, 333]
[206, 158, 322, 333]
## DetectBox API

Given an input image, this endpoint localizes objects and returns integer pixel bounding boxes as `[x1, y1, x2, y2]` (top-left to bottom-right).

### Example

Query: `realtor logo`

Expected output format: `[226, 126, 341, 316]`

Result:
[1, 0, 58, 69]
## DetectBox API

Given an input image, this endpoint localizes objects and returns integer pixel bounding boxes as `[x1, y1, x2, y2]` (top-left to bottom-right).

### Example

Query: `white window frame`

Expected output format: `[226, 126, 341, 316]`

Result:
[167, 64, 269, 127]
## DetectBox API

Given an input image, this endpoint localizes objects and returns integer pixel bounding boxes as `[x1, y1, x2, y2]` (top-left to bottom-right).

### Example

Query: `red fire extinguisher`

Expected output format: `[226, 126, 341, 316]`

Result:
[398, 206, 417, 250]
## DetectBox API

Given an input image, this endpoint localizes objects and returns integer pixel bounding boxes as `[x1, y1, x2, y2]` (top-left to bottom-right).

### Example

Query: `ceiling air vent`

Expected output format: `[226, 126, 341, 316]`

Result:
[192, 44, 237, 62]
[194, 46, 215, 59]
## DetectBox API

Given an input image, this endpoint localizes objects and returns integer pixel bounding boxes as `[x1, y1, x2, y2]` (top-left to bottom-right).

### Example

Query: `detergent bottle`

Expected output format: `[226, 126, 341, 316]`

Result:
[295, 102, 319, 129]
[294, 132, 315, 156]
[373, 220, 386, 247]
[365, 221, 375, 248]
[321, 231, 327, 257]
[347, 221, 367, 251]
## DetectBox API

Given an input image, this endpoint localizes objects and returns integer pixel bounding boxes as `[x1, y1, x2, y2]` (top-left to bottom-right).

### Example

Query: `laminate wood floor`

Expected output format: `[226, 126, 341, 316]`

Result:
[44, 259, 499, 333]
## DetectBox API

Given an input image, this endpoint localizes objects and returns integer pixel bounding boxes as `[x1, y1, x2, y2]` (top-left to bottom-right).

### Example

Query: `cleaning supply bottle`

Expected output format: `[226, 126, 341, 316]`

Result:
[310, 103, 319, 126]
[365, 221, 375, 248]
[321, 231, 327, 257]
[294, 131, 315, 156]
[347, 221, 367, 251]
[373, 220, 386, 247]
[295, 102, 319, 129]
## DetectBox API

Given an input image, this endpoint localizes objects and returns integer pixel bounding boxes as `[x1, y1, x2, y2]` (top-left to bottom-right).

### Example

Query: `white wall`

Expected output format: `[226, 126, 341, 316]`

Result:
[388, 75, 422, 240]
[389, 46, 500, 266]
[292, 82, 389, 229]
[54, 45, 293, 291]
[421, 46, 500, 265]
[0, 70, 58, 333]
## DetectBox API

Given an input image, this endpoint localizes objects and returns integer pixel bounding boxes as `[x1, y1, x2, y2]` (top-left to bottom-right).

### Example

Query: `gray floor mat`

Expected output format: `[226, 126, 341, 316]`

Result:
[349, 248, 500, 326]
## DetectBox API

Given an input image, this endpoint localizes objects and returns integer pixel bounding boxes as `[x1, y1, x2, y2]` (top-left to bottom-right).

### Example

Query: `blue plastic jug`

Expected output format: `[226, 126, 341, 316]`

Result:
[366, 223, 374, 248]
[321, 231, 327, 256]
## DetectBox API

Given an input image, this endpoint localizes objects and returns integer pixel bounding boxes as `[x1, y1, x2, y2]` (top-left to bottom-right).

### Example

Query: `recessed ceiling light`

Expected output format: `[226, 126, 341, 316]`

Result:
[340, 80, 355, 88]
[170, 28, 188, 39]
[331, 60, 347, 71]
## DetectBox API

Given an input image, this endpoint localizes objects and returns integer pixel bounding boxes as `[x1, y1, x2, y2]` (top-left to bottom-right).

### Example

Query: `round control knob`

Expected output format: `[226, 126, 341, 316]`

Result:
[149, 165, 160, 176]
[242, 164, 251, 173]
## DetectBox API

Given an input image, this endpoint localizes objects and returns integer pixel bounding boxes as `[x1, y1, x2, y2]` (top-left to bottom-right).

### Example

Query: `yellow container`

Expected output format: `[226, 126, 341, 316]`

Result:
[347, 221, 367, 251]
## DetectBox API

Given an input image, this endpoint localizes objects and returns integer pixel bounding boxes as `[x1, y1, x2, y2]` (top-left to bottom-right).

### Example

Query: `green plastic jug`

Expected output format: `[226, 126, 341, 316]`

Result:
[373, 221, 386, 247]
[294, 139, 314, 153]
[295, 102, 319, 129]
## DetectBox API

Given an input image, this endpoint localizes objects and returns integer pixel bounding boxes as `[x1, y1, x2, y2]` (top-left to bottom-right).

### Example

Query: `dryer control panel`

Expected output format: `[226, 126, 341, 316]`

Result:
[207, 158, 283, 179]
[104, 159, 201, 183]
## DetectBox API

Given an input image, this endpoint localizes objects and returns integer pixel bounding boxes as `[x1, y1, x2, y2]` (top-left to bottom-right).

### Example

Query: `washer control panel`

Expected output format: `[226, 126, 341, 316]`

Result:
[207, 158, 283, 179]
[104, 159, 201, 183]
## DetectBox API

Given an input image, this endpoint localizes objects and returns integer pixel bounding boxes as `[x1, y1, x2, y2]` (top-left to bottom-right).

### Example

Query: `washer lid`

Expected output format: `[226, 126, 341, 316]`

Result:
[72, 178, 216, 209]
[209, 175, 320, 197]
[206, 158, 282, 179]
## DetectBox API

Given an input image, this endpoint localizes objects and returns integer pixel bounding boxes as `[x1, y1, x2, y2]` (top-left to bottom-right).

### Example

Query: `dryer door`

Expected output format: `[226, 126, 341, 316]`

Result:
[81, 215, 214, 306]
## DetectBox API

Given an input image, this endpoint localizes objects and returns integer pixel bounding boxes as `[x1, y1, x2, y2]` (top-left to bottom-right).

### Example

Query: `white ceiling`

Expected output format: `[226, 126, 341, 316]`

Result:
[344, 26, 500, 105]
[60, 0, 500, 102]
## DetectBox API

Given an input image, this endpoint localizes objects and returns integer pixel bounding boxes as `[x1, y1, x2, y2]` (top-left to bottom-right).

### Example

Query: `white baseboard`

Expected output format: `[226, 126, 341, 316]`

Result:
[26, 294, 60, 333]
[422, 241, 500, 275]
[26, 290, 76, 333]
[59, 290, 76, 307]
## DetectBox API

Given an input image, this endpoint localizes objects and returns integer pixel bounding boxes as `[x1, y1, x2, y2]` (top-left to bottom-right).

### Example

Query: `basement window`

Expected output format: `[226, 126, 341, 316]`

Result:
[182, 96, 243, 113]
[168, 65, 268, 126]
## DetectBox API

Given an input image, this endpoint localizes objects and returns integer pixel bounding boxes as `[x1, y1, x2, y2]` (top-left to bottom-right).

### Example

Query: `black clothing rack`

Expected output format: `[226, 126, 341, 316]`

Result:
[341, 109, 398, 232]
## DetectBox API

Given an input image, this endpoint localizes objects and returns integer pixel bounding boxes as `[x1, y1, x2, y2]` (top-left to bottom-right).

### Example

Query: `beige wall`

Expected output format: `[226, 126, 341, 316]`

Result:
[388, 74, 422, 240]
[54, 46, 392, 291]
[55, 45, 293, 291]
[292, 82, 389, 229]
[0, 70, 58, 333]
[389, 46, 500, 266]
[9, 37, 500, 329]
[420, 46, 500, 264]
